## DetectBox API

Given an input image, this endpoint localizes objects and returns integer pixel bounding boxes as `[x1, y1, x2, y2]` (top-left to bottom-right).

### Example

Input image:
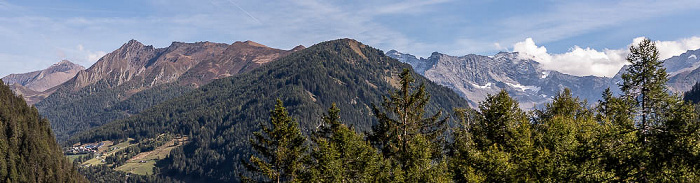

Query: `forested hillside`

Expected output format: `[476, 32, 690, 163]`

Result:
[0, 80, 86, 182]
[70, 38, 468, 182]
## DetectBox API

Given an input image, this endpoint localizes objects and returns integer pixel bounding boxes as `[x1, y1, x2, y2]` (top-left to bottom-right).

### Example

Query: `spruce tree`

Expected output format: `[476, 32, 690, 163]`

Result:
[452, 90, 533, 182]
[531, 88, 612, 181]
[368, 68, 449, 182]
[241, 99, 307, 183]
[611, 38, 700, 181]
[305, 104, 382, 182]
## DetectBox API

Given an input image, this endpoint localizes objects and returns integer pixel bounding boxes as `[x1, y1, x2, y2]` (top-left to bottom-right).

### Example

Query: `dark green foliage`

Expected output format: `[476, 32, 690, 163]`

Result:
[0, 80, 86, 182]
[531, 89, 612, 181]
[241, 99, 307, 182]
[368, 69, 450, 182]
[451, 90, 534, 182]
[598, 38, 700, 181]
[35, 81, 193, 141]
[69, 39, 467, 182]
[304, 104, 383, 182]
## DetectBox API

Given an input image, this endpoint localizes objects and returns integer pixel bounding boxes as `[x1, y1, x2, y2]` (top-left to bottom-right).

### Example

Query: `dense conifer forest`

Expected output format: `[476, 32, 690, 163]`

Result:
[0, 80, 86, 182]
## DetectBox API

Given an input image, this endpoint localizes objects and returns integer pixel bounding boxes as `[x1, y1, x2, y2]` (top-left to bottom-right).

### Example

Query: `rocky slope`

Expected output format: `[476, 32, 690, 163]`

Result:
[664, 48, 700, 93]
[387, 50, 612, 109]
[389, 48, 700, 109]
[1, 60, 84, 104]
[35, 39, 303, 141]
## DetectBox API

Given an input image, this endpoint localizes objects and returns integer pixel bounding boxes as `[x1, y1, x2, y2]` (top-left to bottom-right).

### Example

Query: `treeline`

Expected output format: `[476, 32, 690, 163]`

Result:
[242, 39, 700, 182]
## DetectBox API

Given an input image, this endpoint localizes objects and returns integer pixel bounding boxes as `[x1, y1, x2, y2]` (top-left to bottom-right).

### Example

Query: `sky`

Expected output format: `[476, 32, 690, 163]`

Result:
[1, 0, 700, 78]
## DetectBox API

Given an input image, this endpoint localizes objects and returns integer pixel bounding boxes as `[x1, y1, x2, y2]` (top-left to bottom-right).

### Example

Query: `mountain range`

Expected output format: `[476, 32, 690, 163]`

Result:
[68, 38, 467, 182]
[387, 47, 700, 109]
[32, 39, 303, 141]
[1, 60, 84, 104]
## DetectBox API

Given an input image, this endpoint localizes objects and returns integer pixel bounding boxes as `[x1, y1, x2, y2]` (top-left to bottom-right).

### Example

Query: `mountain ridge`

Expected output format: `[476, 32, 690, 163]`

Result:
[389, 47, 700, 109]
[36, 39, 302, 141]
[387, 50, 612, 108]
[2, 60, 85, 104]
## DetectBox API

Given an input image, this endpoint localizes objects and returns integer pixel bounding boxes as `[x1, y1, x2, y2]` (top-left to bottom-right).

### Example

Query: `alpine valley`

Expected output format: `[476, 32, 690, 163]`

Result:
[4, 38, 700, 182]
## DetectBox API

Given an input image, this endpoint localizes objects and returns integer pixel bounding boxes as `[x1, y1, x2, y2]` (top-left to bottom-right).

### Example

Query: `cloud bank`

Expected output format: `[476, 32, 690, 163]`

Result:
[513, 37, 700, 77]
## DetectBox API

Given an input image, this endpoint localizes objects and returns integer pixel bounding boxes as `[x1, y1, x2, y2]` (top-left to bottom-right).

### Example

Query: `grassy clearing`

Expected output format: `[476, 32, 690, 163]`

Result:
[66, 154, 88, 163]
[114, 137, 188, 175]
[81, 138, 135, 166]
[115, 160, 156, 175]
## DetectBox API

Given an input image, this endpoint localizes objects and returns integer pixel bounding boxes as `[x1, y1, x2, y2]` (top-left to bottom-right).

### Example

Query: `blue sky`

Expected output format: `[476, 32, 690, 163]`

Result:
[1, 0, 700, 77]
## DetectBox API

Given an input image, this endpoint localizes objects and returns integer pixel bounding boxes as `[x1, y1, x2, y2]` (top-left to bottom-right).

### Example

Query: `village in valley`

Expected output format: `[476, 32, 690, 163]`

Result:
[65, 134, 189, 175]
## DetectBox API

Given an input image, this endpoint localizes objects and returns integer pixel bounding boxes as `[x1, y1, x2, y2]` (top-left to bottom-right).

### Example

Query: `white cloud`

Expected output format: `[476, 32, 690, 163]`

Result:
[513, 36, 700, 77]
[655, 37, 700, 60]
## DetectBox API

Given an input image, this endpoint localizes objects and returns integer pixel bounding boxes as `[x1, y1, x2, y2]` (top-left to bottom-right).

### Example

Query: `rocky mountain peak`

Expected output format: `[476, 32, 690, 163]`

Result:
[123, 39, 144, 48]
[1, 59, 85, 103]
[48, 60, 85, 73]
[291, 45, 306, 52]
[236, 40, 268, 48]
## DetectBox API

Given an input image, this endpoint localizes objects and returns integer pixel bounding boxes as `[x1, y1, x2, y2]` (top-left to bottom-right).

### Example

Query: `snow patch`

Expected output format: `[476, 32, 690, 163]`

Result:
[506, 82, 541, 92]
[472, 82, 492, 89]
[689, 54, 697, 60]
[541, 71, 549, 79]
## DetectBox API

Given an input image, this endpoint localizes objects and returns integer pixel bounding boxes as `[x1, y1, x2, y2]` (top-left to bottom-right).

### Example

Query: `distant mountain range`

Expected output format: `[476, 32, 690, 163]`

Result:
[31, 39, 303, 141]
[387, 48, 700, 109]
[1, 60, 84, 104]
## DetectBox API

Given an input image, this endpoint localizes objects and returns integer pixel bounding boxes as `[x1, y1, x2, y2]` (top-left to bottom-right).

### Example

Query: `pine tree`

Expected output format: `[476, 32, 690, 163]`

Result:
[305, 104, 383, 182]
[452, 90, 533, 182]
[449, 108, 485, 182]
[595, 88, 638, 181]
[613, 38, 700, 181]
[531, 88, 612, 181]
[241, 99, 307, 183]
[368, 68, 449, 182]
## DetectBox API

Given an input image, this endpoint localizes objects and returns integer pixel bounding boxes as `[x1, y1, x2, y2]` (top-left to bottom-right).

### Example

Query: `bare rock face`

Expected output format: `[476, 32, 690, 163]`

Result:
[664, 49, 700, 93]
[2, 60, 85, 104]
[3, 60, 85, 92]
[178, 40, 299, 87]
[388, 50, 611, 109]
[389, 47, 700, 109]
[59, 39, 302, 94]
